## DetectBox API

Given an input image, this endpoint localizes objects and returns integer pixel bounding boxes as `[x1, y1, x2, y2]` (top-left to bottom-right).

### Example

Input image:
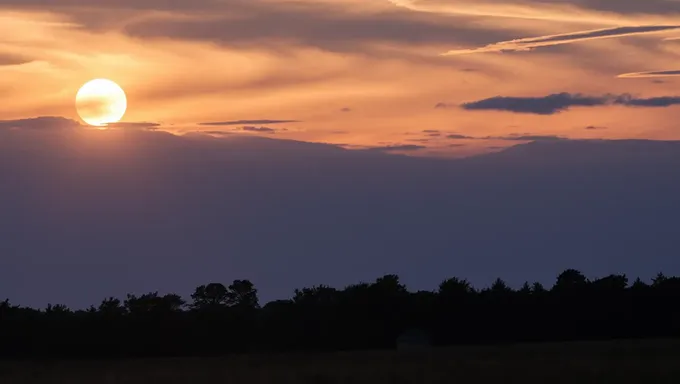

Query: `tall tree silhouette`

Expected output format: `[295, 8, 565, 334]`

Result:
[226, 280, 259, 309]
[191, 283, 229, 310]
[553, 269, 588, 292]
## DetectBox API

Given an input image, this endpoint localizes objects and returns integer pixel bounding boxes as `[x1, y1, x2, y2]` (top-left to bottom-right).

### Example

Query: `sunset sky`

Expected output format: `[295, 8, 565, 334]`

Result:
[2, 0, 679, 157]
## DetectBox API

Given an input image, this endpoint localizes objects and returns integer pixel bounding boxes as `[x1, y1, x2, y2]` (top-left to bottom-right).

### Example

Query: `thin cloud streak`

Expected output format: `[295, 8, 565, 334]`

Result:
[442, 25, 680, 55]
[199, 120, 299, 126]
[387, 0, 629, 24]
[367, 144, 426, 152]
[618, 70, 680, 78]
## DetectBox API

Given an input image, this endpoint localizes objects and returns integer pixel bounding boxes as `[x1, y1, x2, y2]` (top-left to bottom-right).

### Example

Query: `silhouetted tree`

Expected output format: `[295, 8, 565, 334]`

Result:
[191, 283, 229, 310]
[554, 269, 588, 292]
[519, 282, 532, 295]
[591, 274, 628, 291]
[45, 304, 71, 315]
[227, 280, 259, 309]
[652, 272, 668, 287]
[98, 297, 126, 316]
[438, 277, 474, 298]
[125, 292, 185, 315]
[532, 282, 547, 294]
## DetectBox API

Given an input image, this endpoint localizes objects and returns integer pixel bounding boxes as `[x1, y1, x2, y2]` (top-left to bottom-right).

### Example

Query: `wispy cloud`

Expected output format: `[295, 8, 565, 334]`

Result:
[0, 117, 81, 130]
[200, 120, 299, 126]
[242, 126, 278, 134]
[461, 92, 680, 114]
[446, 134, 474, 139]
[442, 25, 680, 55]
[367, 144, 426, 152]
[0, 53, 31, 66]
[618, 70, 680, 78]
[492, 135, 566, 141]
[388, 0, 680, 25]
[105, 122, 161, 130]
[198, 131, 234, 136]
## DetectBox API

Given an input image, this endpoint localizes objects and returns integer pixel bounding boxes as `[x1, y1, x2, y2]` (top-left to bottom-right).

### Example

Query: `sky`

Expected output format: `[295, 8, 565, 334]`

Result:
[2, 1, 680, 308]
[1, 0, 680, 156]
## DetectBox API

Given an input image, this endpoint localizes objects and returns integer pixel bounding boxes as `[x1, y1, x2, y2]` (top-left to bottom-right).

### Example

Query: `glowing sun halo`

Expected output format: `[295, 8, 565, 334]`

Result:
[76, 79, 127, 127]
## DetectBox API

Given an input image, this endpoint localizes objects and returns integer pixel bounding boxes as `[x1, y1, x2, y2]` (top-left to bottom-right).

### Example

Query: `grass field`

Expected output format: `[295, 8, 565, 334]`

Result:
[2, 339, 680, 383]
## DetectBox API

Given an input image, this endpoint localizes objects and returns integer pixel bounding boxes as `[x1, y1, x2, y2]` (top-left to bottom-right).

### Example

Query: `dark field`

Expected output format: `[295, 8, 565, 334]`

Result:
[2, 339, 679, 384]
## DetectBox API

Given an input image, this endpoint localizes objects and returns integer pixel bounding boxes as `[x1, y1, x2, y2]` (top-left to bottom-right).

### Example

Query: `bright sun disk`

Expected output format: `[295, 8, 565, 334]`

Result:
[76, 79, 127, 127]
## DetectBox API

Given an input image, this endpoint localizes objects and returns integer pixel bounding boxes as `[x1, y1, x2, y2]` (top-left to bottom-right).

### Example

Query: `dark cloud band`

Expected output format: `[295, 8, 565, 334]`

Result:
[460, 92, 680, 114]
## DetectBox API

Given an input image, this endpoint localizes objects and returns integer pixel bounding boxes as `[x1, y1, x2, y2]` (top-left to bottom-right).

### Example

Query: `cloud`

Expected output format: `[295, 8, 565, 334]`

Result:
[340, 108, 352, 113]
[0, 53, 31, 66]
[617, 95, 680, 107]
[442, 25, 680, 55]
[0, 117, 81, 130]
[493, 135, 566, 141]
[446, 134, 474, 139]
[367, 144, 426, 152]
[618, 70, 680, 78]
[461, 92, 680, 114]
[241, 126, 278, 134]
[389, 0, 680, 24]
[585, 125, 608, 130]
[197, 131, 235, 136]
[105, 122, 161, 130]
[120, 1, 511, 54]
[421, 130, 441, 137]
[200, 120, 299, 126]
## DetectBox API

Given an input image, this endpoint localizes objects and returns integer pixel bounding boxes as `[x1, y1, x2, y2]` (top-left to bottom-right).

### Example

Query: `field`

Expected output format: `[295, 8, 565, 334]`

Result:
[2, 339, 680, 383]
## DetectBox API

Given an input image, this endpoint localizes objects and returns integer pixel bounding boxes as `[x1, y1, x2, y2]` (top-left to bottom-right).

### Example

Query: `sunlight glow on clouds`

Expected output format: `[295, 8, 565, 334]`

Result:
[618, 70, 680, 78]
[1, 0, 680, 156]
[442, 25, 680, 55]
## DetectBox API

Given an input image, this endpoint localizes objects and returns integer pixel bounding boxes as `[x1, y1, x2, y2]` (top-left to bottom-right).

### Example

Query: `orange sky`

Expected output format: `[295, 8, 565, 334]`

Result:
[1, 0, 679, 157]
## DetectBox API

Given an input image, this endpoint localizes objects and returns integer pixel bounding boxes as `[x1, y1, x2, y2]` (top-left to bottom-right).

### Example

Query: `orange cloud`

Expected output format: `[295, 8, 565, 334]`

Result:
[442, 25, 680, 55]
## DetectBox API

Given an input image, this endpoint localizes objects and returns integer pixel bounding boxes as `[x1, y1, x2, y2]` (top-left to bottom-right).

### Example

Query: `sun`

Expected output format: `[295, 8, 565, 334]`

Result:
[76, 79, 127, 127]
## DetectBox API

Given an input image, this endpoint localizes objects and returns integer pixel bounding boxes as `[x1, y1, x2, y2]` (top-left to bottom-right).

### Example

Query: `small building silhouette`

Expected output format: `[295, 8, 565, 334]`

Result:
[395, 328, 432, 351]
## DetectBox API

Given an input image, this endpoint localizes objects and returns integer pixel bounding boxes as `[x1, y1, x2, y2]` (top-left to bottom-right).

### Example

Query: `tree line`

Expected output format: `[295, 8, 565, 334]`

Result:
[1, 270, 679, 359]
